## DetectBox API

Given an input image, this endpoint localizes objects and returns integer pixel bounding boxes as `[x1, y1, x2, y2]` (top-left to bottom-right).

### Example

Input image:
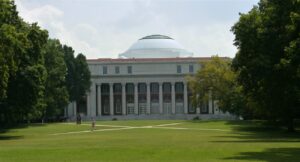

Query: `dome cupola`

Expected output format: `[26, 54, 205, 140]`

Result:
[119, 34, 193, 58]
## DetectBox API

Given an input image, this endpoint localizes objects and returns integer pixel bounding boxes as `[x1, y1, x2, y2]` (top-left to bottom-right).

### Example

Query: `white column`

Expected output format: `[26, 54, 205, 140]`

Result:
[134, 83, 138, 115]
[86, 92, 90, 116]
[87, 83, 96, 117]
[171, 82, 176, 114]
[146, 82, 151, 114]
[122, 83, 126, 115]
[97, 84, 101, 116]
[183, 82, 188, 114]
[159, 82, 163, 114]
[109, 83, 114, 115]
[208, 90, 213, 114]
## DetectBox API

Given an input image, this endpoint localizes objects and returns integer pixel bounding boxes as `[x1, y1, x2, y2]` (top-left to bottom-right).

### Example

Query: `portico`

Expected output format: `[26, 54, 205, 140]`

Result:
[91, 81, 190, 116]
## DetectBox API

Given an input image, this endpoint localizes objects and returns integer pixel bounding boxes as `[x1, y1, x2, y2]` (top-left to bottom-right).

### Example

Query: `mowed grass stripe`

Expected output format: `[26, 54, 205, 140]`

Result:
[1, 120, 300, 162]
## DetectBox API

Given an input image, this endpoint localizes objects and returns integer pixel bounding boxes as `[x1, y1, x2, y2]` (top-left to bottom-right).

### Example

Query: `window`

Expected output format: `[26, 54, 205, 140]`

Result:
[115, 66, 120, 74]
[127, 66, 132, 74]
[126, 83, 134, 103]
[177, 65, 181, 73]
[101, 84, 110, 115]
[163, 83, 171, 102]
[103, 66, 107, 74]
[189, 65, 194, 73]
[113, 83, 122, 115]
[175, 83, 184, 102]
[138, 83, 147, 103]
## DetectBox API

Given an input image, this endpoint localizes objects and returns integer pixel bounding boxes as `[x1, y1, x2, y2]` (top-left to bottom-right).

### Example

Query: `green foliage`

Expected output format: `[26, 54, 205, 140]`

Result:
[0, 0, 91, 125]
[63, 45, 77, 101]
[74, 54, 91, 101]
[188, 56, 253, 118]
[0, 0, 26, 101]
[44, 39, 69, 118]
[232, 0, 300, 131]
[63, 46, 91, 103]
[4, 23, 48, 123]
[0, 24, 28, 100]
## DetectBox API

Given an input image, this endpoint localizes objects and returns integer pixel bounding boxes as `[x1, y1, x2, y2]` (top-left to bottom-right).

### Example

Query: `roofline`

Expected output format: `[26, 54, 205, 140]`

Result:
[87, 57, 231, 63]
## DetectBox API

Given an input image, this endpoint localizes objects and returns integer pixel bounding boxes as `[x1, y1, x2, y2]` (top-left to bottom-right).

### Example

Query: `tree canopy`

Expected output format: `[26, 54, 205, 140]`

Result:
[232, 0, 300, 131]
[0, 0, 91, 126]
[188, 56, 254, 118]
[44, 39, 69, 119]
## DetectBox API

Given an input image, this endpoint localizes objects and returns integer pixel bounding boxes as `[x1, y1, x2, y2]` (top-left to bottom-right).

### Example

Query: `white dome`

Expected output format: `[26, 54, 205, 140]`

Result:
[119, 35, 193, 58]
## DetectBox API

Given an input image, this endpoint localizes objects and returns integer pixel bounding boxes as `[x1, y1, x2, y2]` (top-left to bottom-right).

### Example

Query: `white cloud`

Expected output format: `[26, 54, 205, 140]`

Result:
[15, 0, 251, 59]
[16, 0, 102, 58]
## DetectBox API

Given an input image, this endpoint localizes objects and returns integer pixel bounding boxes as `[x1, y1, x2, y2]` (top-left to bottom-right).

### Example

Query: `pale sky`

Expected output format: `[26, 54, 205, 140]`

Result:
[15, 0, 259, 59]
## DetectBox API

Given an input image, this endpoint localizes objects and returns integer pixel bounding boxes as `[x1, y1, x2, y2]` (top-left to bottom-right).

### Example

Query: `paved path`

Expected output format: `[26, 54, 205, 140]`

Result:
[51, 122, 229, 135]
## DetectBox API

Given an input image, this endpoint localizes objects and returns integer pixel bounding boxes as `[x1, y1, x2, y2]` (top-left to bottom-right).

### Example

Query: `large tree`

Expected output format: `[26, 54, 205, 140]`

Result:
[63, 45, 91, 103]
[188, 56, 253, 118]
[0, 0, 91, 125]
[5, 23, 48, 122]
[44, 39, 69, 119]
[0, 0, 48, 123]
[0, 0, 24, 101]
[74, 54, 91, 102]
[232, 0, 300, 131]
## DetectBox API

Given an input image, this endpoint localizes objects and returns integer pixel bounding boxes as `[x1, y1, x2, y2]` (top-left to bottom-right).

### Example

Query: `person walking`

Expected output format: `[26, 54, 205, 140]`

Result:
[76, 114, 81, 125]
[91, 118, 96, 131]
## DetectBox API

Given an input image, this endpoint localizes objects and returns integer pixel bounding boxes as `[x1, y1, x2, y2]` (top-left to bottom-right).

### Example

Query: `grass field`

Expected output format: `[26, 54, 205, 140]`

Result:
[0, 120, 300, 162]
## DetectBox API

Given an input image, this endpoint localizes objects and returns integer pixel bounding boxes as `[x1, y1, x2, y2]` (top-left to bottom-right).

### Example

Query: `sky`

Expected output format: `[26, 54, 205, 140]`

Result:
[15, 0, 259, 59]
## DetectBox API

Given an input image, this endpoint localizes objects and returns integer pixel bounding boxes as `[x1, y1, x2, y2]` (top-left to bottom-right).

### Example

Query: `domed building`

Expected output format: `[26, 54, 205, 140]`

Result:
[65, 35, 232, 120]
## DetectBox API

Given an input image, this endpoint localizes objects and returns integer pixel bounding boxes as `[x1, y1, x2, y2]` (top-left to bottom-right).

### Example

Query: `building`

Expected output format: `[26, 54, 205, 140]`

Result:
[65, 35, 233, 120]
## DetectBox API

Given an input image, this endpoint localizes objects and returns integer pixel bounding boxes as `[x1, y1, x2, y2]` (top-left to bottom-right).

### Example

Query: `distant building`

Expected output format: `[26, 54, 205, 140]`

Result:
[65, 35, 233, 120]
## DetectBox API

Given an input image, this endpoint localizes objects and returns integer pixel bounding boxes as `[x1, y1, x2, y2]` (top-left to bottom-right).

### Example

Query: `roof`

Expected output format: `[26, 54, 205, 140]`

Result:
[139, 34, 173, 40]
[119, 34, 192, 58]
[87, 57, 230, 63]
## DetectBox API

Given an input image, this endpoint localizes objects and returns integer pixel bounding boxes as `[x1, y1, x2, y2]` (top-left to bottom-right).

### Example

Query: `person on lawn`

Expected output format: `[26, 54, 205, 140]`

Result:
[91, 118, 96, 131]
[76, 114, 81, 125]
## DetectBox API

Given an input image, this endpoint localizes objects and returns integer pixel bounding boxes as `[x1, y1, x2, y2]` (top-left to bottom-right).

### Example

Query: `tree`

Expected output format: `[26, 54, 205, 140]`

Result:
[0, 0, 24, 101]
[0, 24, 27, 101]
[5, 23, 48, 122]
[44, 39, 69, 119]
[74, 54, 91, 102]
[188, 56, 252, 118]
[0, 1, 49, 124]
[0, 0, 91, 125]
[63, 46, 91, 103]
[231, 0, 300, 131]
[63, 45, 76, 101]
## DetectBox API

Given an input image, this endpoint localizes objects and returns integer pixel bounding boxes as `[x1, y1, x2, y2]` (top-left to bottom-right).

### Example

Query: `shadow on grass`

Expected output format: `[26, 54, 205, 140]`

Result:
[212, 120, 300, 143]
[0, 123, 47, 141]
[0, 135, 24, 140]
[224, 148, 300, 162]
[210, 121, 300, 161]
[187, 119, 230, 124]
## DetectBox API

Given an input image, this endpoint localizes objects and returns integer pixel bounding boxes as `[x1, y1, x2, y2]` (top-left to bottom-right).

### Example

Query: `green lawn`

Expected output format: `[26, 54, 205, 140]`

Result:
[0, 120, 300, 162]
